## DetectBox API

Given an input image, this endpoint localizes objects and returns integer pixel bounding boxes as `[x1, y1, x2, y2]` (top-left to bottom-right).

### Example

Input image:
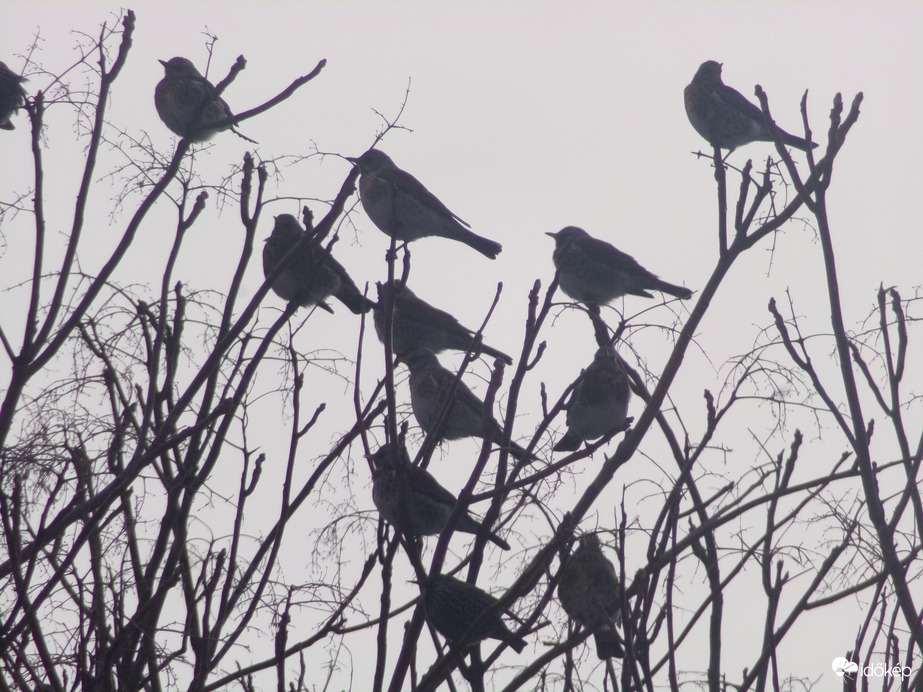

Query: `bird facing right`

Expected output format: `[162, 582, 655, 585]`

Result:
[399, 349, 529, 461]
[155, 56, 236, 142]
[0, 61, 27, 131]
[368, 443, 510, 550]
[684, 60, 817, 152]
[262, 213, 370, 314]
[557, 533, 624, 659]
[374, 281, 513, 365]
[419, 574, 527, 653]
[553, 347, 631, 453]
[547, 226, 692, 306]
[347, 149, 503, 259]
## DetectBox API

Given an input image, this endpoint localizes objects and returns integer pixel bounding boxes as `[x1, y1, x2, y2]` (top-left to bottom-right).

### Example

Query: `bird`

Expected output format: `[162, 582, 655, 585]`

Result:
[547, 226, 692, 305]
[155, 56, 241, 142]
[262, 213, 371, 314]
[374, 281, 513, 365]
[553, 347, 631, 452]
[419, 574, 527, 653]
[557, 533, 623, 659]
[347, 149, 502, 259]
[684, 60, 817, 153]
[0, 61, 27, 131]
[398, 349, 529, 461]
[368, 444, 510, 550]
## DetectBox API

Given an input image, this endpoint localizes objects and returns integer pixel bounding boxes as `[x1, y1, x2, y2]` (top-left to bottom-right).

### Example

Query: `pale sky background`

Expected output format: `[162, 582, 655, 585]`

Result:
[2, 1, 922, 689]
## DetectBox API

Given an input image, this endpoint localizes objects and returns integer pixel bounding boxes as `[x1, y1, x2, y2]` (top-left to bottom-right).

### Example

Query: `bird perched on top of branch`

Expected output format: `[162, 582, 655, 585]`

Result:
[684, 60, 817, 152]
[374, 281, 513, 365]
[155, 56, 252, 142]
[262, 213, 371, 314]
[368, 443, 510, 550]
[547, 226, 693, 306]
[419, 574, 527, 653]
[347, 149, 502, 259]
[0, 61, 27, 131]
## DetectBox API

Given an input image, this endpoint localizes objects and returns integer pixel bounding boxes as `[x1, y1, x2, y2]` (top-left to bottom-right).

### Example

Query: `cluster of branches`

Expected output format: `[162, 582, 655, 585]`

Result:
[0, 9, 920, 692]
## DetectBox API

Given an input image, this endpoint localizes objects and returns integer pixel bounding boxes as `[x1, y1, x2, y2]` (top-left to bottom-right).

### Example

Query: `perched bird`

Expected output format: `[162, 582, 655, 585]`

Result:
[399, 349, 529, 461]
[548, 226, 692, 305]
[419, 574, 527, 653]
[557, 533, 623, 659]
[0, 61, 27, 131]
[155, 56, 240, 142]
[553, 347, 631, 452]
[368, 444, 510, 550]
[347, 149, 502, 259]
[684, 60, 817, 153]
[374, 281, 513, 365]
[262, 213, 370, 314]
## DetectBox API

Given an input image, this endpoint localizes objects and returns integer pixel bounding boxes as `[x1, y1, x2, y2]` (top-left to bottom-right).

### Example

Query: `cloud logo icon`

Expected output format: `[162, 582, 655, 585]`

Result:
[832, 657, 859, 676]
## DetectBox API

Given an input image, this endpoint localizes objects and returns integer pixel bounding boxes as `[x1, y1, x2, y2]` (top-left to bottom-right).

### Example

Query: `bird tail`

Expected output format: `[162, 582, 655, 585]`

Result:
[552, 430, 582, 453]
[593, 629, 624, 659]
[479, 344, 514, 366]
[505, 632, 527, 654]
[488, 531, 511, 551]
[779, 130, 817, 151]
[650, 279, 693, 300]
[454, 228, 503, 259]
[336, 289, 374, 315]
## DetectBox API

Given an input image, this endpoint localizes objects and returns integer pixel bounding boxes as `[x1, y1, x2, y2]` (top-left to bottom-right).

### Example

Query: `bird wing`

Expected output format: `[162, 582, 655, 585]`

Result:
[386, 166, 471, 228]
[406, 466, 460, 506]
[715, 83, 766, 122]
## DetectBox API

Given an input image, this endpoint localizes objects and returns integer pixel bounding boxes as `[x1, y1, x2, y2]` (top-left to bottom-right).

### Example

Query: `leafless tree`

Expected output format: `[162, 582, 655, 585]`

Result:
[1, 10, 919, 692]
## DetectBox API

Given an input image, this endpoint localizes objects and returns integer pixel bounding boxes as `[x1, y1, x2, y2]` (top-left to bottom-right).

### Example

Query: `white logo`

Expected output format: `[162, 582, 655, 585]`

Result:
[832, 657, 859, 676]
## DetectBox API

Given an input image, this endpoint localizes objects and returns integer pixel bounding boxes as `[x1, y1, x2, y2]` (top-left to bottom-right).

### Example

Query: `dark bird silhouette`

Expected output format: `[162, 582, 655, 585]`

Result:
[347, 149, 502, 258]
[0, 61, 27, 131]
[419, 574, 527, 653]
[399, 349, 529, 461]
[368, 444, 510, 550]
[262, 213, 370, 314]
[684, 60, 817, 152]
[548, 226, 692, 305]
[553, 347, 631, 452]
[557, 533, 623, 659]
[374, 281, 513, 364]
[155, 57, 245, 142]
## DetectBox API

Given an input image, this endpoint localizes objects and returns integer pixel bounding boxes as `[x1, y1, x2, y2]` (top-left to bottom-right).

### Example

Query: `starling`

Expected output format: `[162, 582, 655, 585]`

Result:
[155, 56, 240, 142]
[684, 60, 817, 152]
[399, 349, 529, 461]
[420, 574, 526, 653]
[557, 533, 623, 659]
[347, 149, 502, 258]
[368, 444, 510, 550]
[262, 213, 370, 314]
[0, 61, 27, 131]
[548, 226, 692, 305]
[374, 281, 513, 364]
[553, 347, 631, 452]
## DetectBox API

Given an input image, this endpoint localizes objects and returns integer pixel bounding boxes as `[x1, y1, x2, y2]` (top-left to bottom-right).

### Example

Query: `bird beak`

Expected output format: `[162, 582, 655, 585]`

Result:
[158, 59, 168, 68]
[545, 231, 558, 238]
[364, 453, 375, 462]
[345, 156, 359, 165]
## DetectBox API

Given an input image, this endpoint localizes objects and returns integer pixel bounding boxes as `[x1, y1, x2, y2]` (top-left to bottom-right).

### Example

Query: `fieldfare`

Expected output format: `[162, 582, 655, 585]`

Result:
[553, 347, 631, 452]
[262, 213, 370, 314]
[347, 149, 502, 259]
[399, 349, 529, 460]
[374, 281, 513, 365]
[557, 533, 623, 659]
[684, 60, 817, 152]
[155, 57, 240, 142]
[419, 574, 527, 653]
[368, 444, 510, 550]
[548, 226, 692, 305]
[0, 61, 27, 131]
